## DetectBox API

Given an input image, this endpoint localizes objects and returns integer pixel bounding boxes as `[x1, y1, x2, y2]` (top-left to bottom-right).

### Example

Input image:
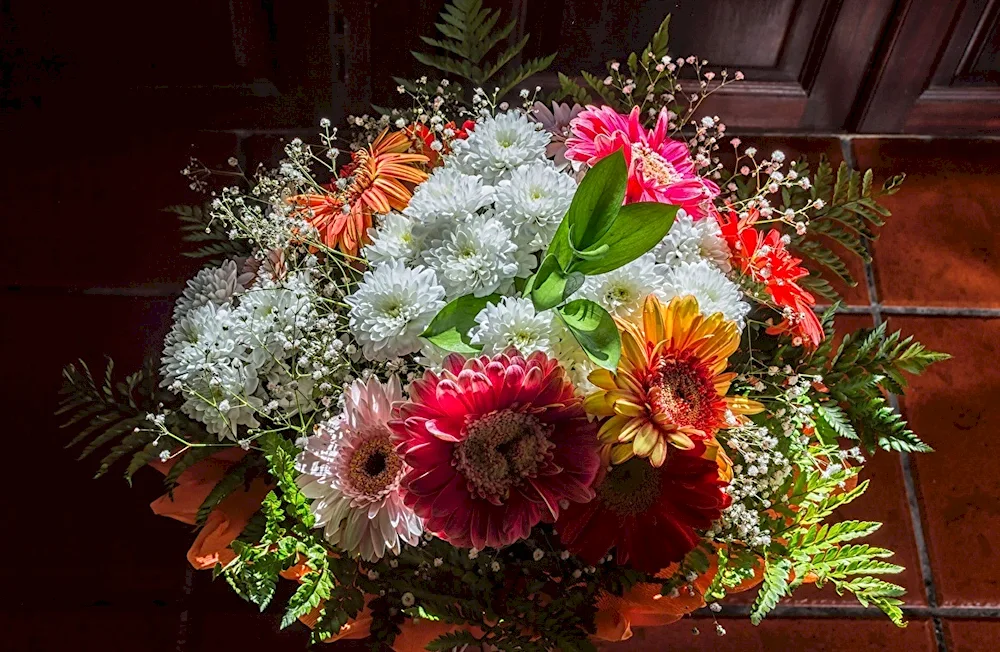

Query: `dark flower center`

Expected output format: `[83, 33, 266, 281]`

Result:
[597, 457, 662, 516]
[454, 410, 555, 503]
[648, 353, 717, 430]
[349, 433, 402, 496]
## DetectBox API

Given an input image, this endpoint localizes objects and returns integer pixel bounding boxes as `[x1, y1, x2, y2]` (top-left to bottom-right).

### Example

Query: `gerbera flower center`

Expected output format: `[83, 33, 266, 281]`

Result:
[454, 410, 555, 503]
[648, 353, 718, 430]
[632, 142, 681, 186]
[348, 433, 403, 496]
[596, 457, 662, 516]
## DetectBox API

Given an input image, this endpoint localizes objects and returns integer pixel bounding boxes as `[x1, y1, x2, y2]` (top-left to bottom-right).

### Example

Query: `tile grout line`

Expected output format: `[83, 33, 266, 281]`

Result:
[841, 136, 947, 652]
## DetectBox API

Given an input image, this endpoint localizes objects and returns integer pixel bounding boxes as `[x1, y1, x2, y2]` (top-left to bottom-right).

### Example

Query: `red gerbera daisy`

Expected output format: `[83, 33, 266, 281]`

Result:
[558, 444, 731, 573]
[391, 350, 601, 549]
[715, 207, 824, 348]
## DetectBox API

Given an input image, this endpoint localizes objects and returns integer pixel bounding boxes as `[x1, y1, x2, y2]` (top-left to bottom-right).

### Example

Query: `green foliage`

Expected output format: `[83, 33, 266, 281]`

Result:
[568, 202, 677, 275]
[196, 453, 266, 525]
[529, 254, 585, 311]
[557, 299, 621, 370]
[166, 204, 251, 262]
[779, 158, 905, 300]
[412, 0, 555, 98]
[420, 293, 502, 353]
[57, 358, 200, 481]
[805, 321, 948, 453]
[751, 558, 791, 625]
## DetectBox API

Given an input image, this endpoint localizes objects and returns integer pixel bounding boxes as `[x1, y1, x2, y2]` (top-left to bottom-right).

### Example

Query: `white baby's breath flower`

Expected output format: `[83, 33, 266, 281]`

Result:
[403, 167, 494, 242]
[364, 212, 421, 266]
[653, 210, 731, 272]
[422, 214, 533, 299]
[346, 261, 446, 360]
[579, 253, 664, 318]
[448, 111, 550, 182]
[493, 162, 577, 252]
[658, 260, 749, 328]
[470, 297, 551, 355]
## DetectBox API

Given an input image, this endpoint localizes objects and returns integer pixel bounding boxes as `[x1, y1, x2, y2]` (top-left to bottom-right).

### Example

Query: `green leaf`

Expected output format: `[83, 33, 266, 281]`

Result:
[568, 202, 678, 275]
[282, 568, 334, 628]
[529, 254, 584, 311]
[751, 558, 791, 624]
[420, 294, 501, 353]
[557, 299, 621, 370]
[548, 150, 627, 268]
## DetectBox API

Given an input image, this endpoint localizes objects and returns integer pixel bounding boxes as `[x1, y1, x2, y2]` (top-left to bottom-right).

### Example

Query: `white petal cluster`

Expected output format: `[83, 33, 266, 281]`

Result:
[660, 260, 750, 328]
[346, 260, 446, 360]
[653, 210, 731, 272]
[548, 317, 596, 395]
[470, 297, 552, 355]
[161, 263, 345, 439]
[160, 303, 262, 438]
[173, 259, 247, 319]
[403, 167, 494, 242]
[579, 254, 665, 318]
[422, 214, 533, 299]
[448, 112, 550, 182]
[493, 163, 576, 252]
[364, 212, 421, 267]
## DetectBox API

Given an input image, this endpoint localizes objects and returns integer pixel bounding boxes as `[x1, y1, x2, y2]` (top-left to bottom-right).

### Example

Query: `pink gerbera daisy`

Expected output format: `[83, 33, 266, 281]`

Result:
[564, 105, 719, 217]
[296, 376, 423, 562]
[391, 350, 601, 549]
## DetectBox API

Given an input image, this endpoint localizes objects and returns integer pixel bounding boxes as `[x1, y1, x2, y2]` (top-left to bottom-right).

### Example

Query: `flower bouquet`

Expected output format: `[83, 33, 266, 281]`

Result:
[60, 7, 948, 650]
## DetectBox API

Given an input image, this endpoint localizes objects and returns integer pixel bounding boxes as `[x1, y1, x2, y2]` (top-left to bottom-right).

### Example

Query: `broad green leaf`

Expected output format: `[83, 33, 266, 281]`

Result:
[547, 150, 628, 268]
[420, 293, 500, 353]
[530, 254, 584, 312]
[558, 299, 621, 370]
[570, 202, 678, 275]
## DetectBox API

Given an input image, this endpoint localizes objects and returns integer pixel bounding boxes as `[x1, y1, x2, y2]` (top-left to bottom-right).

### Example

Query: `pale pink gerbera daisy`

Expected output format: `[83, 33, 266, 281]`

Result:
[296, 376, 422, 561]
[530, 101, 584, 168]
[564, 105, 719, 217]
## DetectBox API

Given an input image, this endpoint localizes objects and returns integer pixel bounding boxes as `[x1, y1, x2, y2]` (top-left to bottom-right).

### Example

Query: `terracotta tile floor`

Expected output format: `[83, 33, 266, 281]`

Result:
[5, 135, 998, 651]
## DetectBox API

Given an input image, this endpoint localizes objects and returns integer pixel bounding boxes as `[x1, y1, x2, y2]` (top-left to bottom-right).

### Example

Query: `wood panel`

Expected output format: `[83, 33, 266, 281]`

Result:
[1, 0, 346, 131]
[855, 0, 1000, 134]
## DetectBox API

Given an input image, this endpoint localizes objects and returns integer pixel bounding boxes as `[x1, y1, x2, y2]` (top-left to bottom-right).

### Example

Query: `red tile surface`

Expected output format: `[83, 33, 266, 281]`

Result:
[1, 293, 191, 606]
[887, 316, 1000, 607]
[1, 129, 237, 290]
[944, 619, 1000, 652]
[607, 617, 936, 651]
[853, 138, 1000, 308]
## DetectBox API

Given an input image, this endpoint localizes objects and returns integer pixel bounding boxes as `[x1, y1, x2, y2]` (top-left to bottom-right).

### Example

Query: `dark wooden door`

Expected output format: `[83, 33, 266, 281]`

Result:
[855, 0, 1000, 135]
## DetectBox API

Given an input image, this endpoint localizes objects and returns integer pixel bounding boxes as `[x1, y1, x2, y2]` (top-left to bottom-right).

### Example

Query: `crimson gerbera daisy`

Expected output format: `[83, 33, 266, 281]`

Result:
[715, 207, 824, 348]
[564, 105, 719, 217]
[390, 349, 601, 549]
[558, 444, 731, 573]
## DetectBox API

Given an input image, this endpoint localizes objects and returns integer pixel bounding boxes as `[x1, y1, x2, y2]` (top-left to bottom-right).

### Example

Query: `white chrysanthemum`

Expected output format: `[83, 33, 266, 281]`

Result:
[653, 210, 731, 272]
[236, 272, 318, 369]
[403, 167, 494, 241]
[160, 303, 262, 439]
[578, 253, 665, 318]
[422, 214, 533, 299]
[346, 261, 446, 360]
[659, 260, 750, 328]
[296, 376, 423, 562]
[493, 162, 577, 252]
[364, 212, 421, 266]
[173, 260, 246, 319]
[470, 297, 552, 355]
[448, 111, 550, 182]
[548, 317, 596, 395]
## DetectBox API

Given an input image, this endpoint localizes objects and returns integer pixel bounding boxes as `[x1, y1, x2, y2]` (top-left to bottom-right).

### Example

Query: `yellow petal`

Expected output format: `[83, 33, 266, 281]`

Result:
[584, 391, 616, 417]
[588, 367, 617, 390]
[598, 414, 631, 443]
[649, 438, 668, 467]
[667, 431, 695, 450]
[632, 422, 660, 458]
[610, 443, 635, 465]
[613, 399, 645, 418]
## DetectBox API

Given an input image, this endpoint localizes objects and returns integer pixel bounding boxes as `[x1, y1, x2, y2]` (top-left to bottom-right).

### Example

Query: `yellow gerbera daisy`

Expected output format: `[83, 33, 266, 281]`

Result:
[584, 295, 762, 467]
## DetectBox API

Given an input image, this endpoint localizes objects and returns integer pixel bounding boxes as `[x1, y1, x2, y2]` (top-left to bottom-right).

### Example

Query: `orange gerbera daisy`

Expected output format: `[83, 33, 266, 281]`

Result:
[584, 295, 762, 467]
[289, 130, 428, 256]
